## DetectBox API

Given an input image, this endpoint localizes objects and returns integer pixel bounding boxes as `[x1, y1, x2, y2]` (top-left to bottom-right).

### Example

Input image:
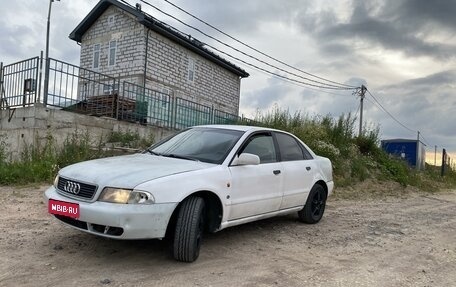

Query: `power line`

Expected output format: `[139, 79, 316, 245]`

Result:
[354, 101, 361, 119]
[222, 52, 355, 95]
[207, 43, 354, 90]
[419, 134, 431, 146]
[366, 88, 416, 133]
[140, 0, 356, 91]
[366, 89, 435, 146]
[159, 0, 357, 89]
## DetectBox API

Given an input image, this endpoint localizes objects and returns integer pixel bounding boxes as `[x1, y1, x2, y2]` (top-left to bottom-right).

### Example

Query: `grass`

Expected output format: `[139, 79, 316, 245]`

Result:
[242, 108, 456, 192]
[0, 129, 154, 185]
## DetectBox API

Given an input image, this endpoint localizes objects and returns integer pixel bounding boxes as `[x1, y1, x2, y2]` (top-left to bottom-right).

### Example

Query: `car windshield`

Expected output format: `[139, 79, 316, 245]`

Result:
[149, 127, 244, 164]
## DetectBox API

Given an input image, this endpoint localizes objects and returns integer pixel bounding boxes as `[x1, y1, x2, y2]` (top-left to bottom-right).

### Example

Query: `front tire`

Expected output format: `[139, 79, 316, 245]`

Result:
[173, 196, 205, 262]
[298, 184, 327, 224]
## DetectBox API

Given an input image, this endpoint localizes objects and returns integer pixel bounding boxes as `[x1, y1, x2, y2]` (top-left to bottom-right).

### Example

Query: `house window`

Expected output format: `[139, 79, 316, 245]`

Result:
[187, 58, 195, 82]
[107, 15, 115, 27]
[93, 44, 100, 69]
[109, 40, 117, 66]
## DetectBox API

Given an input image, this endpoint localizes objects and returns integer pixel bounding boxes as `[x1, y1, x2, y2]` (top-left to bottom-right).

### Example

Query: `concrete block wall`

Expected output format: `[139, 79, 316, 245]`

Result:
[79, 6, 146, 86]
[0, 105, 174, 161]
[78, 5, 241, 116]
[145, 31, 241, 114]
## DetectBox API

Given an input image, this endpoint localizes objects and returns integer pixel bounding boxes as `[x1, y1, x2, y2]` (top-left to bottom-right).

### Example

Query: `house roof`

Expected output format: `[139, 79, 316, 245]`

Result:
[69, 0, 249, 78]
[381, 139, 426, 146]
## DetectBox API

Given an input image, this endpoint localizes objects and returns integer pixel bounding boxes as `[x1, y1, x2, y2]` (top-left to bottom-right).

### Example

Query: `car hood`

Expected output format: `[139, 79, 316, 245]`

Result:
[58, 154, 215, 189]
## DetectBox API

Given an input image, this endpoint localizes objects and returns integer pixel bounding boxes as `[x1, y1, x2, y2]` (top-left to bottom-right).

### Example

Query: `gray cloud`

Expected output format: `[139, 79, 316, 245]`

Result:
[296, 0, 456, 61]
[173, 0, 308, 34]
[368, 70, 456, 143]
[381, 0, 456, 31]
[241, 76, 293, 110]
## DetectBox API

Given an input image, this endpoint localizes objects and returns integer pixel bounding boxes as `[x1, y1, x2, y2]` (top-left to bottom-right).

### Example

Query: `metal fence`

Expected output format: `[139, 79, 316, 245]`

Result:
[46, 58, 118, 113]
[1, 56, 251, 129]
[119, 81, 172, 128]
[174, 97, 212, 129]
[0, 57, 40, 108]
[214, 109, 241, 125]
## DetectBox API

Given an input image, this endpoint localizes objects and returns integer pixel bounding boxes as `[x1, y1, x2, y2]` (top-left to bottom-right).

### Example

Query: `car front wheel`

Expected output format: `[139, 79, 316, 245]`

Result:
[173, 196, 205, 262]
[298, 184, 327, 224]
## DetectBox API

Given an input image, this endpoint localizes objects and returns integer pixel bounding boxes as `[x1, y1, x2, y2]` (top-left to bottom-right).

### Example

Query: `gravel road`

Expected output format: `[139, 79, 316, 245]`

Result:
[0, 185, 455, 287]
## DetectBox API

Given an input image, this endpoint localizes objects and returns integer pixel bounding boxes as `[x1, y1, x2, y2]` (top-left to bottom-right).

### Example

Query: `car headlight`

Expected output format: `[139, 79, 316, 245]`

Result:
[98, 187, 154, 204]
[54, 175, 59, 188]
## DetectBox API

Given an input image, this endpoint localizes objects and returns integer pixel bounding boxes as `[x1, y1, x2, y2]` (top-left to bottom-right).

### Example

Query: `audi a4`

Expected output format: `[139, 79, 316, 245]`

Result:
[45, 125, 334, 262]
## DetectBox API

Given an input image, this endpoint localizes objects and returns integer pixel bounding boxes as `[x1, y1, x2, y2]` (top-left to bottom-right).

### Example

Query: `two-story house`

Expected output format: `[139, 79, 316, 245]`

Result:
[69, 0, 249, 122]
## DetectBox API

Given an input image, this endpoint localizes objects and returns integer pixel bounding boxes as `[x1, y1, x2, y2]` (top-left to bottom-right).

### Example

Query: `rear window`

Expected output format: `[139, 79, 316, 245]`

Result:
[275, 132, 305, 161]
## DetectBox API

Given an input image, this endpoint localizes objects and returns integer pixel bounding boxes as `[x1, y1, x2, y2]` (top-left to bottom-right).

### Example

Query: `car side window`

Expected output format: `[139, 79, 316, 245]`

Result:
[275, 132, 305, 161]
[240, 134, 277, 164]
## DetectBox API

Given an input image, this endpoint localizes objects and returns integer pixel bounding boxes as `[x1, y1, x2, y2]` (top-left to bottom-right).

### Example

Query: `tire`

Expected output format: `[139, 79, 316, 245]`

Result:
[173, 196, 205, 262]
[298, 184, 327, 224]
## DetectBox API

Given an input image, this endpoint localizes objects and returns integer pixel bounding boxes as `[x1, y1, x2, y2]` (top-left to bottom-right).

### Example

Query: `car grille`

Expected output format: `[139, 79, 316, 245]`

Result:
[57, 177, 97, 199]
[55, 215, 88, 230]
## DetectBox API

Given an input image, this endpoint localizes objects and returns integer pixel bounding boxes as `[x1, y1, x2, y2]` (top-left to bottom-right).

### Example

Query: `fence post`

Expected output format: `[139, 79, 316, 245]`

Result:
[441, 148, 446, 177]
[211, 105, 214, 124]
[37, 51, 43, 104]
[171, 97, 177, 129]
[43, 57, 50, 107]
[115, 79, 120, 120]
[0, 61, 3, 109]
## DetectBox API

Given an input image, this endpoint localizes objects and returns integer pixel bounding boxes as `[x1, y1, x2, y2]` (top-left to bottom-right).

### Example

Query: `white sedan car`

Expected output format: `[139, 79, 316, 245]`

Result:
[45, 125, 334, 262]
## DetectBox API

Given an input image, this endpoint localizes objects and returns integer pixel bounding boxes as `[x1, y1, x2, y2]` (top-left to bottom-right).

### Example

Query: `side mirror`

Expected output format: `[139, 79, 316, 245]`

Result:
[232, 153, 260, 166]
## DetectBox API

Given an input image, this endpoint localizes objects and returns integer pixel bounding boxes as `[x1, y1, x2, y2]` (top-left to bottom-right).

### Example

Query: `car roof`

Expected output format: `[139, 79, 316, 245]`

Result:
[195, 125, 278, 132]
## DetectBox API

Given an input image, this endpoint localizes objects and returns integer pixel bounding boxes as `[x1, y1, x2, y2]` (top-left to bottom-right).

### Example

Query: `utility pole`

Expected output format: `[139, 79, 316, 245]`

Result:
[43, 0, 60, 107]
[416, 131, 420, 171]
[358, 85, 367, 136]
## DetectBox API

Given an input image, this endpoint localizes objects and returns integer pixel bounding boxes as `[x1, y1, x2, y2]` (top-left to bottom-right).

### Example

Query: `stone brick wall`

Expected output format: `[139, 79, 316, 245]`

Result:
[79, 6, 146, 86]
[78, 6, 242, 115]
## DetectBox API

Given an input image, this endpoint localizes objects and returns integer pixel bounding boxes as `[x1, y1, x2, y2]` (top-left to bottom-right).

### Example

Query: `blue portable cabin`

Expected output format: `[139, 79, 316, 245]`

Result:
[381, 139, 426, 170]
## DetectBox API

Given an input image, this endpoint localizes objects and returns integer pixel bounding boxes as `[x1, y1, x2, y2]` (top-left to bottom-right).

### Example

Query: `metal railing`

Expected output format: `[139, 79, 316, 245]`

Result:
[119, 82, 172, 128]
[46, 58, 118, 112]
[213, 109, 241, 125]
[174, 97, 212, 129]
[0, 57, 40, 108]
[1, 56, 252, 129]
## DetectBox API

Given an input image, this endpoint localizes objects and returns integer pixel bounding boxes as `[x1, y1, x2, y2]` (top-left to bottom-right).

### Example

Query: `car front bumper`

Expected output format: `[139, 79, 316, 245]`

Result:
[327, 180, 335, 196]
[44, 186, 177, 240]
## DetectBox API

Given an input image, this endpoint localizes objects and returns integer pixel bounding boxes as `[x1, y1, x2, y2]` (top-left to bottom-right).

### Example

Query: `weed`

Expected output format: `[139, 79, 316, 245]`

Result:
[242, 108, 456, 191]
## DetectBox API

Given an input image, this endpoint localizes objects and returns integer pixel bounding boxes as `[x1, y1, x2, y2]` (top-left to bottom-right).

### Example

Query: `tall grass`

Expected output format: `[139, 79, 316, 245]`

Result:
[244, 108, 455, 189]
[0, 130, 154, 185]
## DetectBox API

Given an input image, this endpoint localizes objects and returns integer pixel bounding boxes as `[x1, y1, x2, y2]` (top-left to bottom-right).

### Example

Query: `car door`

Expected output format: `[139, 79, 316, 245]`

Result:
[227, 132, 283, 220]
[274, 132, 317, 210]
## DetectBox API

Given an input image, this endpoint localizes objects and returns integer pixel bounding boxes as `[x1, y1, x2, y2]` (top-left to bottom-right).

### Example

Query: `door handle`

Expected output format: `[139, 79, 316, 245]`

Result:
[306, 166, 311, 171]
[273, 170, 281, 175]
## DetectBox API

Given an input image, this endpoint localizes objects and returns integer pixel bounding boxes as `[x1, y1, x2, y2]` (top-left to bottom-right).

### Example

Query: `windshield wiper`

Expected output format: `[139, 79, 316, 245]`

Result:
[162, 153, 199, 162]
[146, 149, 161, 156]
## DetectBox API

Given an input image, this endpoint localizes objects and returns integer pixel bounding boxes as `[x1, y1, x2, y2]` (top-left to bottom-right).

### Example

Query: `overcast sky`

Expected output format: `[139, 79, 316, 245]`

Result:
[0, 0, 455, 162]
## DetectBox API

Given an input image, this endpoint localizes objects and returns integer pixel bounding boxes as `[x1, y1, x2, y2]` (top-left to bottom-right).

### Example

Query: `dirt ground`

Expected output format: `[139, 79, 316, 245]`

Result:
[0, 185, 455, 287]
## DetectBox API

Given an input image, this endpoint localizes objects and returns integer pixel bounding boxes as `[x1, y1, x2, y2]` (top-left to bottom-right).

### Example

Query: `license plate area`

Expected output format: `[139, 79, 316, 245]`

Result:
[48, 199, 80, 219]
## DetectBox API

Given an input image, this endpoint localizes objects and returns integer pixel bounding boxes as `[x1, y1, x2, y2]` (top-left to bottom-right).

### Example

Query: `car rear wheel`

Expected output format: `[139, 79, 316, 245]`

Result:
[173, 196, 205, 262]
[298, 184, 327, 224]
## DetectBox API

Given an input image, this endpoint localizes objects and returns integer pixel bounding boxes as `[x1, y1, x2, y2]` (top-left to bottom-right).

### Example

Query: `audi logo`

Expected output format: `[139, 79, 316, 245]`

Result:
[63, 181, 81, 195]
